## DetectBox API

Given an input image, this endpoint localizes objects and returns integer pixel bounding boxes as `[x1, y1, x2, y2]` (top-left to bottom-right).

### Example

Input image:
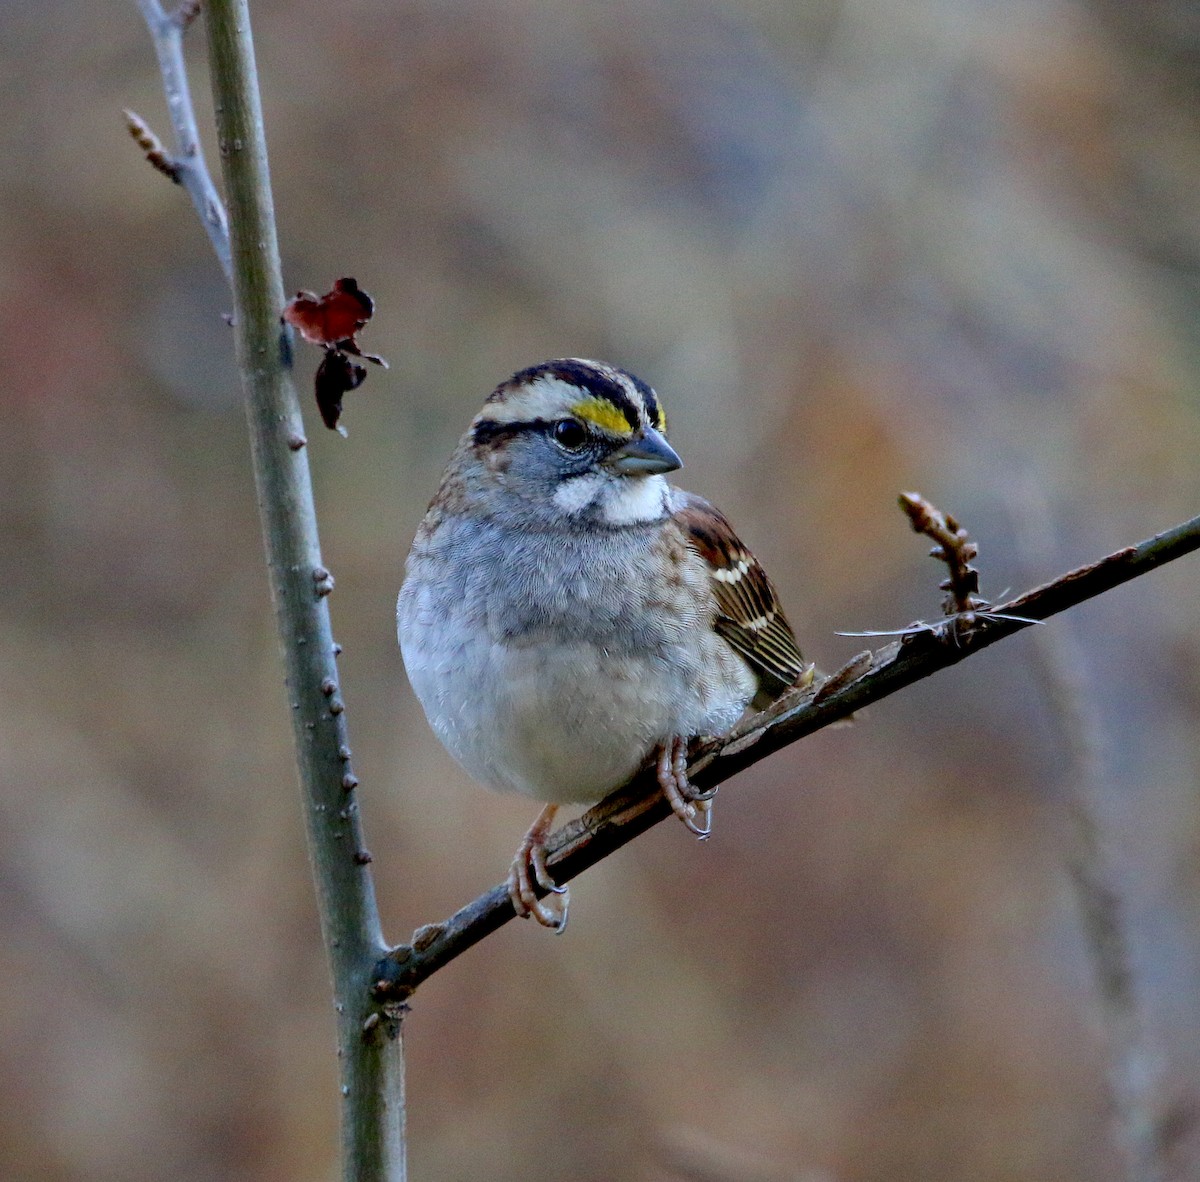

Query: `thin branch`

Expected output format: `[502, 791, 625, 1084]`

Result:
[899, 490, 985, 617]
[375, 512, 1200, 1000]
[1012, 492, 1165, 1182]
[134, 0, 232, 280]
[135, 1, 405, 1178]
[201, 5, 405, 1175]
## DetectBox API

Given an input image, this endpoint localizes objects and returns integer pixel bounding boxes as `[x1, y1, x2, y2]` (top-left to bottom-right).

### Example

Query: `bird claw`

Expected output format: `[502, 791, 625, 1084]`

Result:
[657, 737, 714, 840]
[508, 804, 569, 931]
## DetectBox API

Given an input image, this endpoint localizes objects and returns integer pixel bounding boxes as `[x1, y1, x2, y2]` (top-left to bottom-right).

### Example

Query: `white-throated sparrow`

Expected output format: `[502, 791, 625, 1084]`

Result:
[398, 360, 808, 928]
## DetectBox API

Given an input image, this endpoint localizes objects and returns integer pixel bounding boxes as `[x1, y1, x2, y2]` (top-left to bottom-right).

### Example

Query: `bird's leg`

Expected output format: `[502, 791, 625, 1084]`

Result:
[657, 736, 713, 840]
[508, 803, 569, 930]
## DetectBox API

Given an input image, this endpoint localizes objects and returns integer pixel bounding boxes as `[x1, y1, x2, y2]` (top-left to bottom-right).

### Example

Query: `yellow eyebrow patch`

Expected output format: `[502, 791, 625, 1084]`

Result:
[571, 397, 633, 436]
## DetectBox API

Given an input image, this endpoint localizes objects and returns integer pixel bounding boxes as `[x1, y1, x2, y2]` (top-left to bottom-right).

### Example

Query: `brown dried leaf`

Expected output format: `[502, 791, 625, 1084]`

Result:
[315, 350, 367, 435]
[284, 278, 389, 432]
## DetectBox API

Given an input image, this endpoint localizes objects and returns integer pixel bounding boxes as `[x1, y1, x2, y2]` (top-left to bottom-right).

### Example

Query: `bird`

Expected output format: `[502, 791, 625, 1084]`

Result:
[398, 359, 808, 929]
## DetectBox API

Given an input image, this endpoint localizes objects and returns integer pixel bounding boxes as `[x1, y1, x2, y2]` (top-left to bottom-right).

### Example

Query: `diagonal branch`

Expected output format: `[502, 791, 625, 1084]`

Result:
[133, 0, 232, 280]
[374, 511, 1200, 1001]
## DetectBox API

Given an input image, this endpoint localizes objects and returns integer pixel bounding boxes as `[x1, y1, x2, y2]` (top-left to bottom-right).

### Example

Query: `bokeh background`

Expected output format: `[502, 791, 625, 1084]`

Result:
[3, 1, 1200, 1179]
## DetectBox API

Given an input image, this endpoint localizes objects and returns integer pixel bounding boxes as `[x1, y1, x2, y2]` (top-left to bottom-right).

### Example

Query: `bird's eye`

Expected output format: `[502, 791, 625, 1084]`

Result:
[551, 418, 588, 451]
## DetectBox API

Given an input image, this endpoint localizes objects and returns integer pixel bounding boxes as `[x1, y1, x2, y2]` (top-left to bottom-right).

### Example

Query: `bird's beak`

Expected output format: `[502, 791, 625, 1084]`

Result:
[603, 427, 682, 476]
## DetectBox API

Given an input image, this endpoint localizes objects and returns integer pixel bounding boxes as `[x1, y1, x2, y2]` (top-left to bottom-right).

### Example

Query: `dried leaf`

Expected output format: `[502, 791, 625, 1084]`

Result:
[315, 349, 367, 435]
[283, 276, 375, 349]
[284, 277, 389, 431]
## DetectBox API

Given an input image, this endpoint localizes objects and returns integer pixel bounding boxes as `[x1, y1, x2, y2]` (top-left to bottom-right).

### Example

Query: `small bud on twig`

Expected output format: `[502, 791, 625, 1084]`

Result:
[123, 109, 182, 183]
[898, 492, 987, 619]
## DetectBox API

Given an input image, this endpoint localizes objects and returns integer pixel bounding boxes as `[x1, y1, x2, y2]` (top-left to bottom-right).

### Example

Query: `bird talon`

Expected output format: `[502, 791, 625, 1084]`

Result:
[533, 891, 569, 931]
[508, 804, 569, 930]
[530, 842, 567, 894]
[658, 736, 715, 838]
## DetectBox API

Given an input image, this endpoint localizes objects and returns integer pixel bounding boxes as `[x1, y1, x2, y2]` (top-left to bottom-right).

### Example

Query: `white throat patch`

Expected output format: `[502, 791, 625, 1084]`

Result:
[553, 473, 669, 525]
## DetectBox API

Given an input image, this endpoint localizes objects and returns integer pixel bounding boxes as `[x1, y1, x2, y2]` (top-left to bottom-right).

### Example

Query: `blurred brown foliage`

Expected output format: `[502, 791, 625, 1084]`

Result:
[2, 1, 1200, 1179]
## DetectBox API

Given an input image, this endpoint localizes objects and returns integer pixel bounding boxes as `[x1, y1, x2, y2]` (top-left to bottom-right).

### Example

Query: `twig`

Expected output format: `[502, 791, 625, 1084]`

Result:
[899, 490, 985, 618]
[201, 6, 405, 1176]
[135, 0, 406, 1178]
[1057, 671, 1166, 1182]
[134, 0, 232, 281]
[1012, 492, 1165, 1182]
[374, 511, 1200, 1000]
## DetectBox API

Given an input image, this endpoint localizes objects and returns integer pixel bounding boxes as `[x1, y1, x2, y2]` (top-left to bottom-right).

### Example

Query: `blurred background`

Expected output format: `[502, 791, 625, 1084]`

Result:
[2, 0, 1200, 1178]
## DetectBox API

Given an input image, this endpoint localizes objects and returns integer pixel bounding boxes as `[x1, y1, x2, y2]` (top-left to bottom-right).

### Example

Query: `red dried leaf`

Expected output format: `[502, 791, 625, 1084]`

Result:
[284, 277, 375, 349]
[285, 277, 388, 431]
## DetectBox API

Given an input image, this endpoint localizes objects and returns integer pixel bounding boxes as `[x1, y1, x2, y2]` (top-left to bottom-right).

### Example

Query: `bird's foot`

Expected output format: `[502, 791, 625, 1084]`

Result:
[657, 736, 714, 840]
[507, 803, 569, 931]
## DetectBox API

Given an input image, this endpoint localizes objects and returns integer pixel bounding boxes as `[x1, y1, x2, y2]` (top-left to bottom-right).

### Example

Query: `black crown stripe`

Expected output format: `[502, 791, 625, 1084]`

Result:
[490, 359, 645, 432]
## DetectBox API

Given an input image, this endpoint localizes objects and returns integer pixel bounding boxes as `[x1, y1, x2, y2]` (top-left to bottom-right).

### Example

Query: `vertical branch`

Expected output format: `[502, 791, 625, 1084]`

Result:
[1044, 624, 1162, 1182]
[1014, 493, 1163, 1182]
[199, 2, 406, 1178]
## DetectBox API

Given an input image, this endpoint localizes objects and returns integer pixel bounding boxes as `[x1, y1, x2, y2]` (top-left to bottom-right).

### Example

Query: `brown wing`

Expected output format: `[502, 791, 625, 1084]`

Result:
[673, 492, 806, 696]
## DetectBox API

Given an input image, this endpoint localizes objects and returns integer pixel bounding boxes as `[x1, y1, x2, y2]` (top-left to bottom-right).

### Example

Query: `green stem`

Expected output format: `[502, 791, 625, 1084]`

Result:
[202, 3, 405, 1177]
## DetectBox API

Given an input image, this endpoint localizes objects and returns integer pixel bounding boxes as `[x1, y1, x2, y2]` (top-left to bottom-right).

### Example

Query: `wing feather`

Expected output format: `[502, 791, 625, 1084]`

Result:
[673, 492, 806, 694]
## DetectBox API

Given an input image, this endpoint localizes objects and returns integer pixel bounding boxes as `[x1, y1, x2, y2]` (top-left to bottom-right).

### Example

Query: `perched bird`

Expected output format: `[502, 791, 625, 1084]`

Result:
[398, 359, 808, 928]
